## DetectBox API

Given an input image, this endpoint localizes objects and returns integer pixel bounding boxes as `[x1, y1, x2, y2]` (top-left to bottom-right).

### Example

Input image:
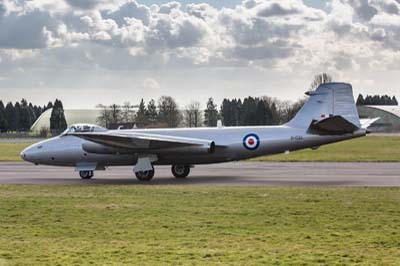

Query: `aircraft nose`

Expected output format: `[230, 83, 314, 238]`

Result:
[20, 146, 30, 161]
[20, 145, 35, 163]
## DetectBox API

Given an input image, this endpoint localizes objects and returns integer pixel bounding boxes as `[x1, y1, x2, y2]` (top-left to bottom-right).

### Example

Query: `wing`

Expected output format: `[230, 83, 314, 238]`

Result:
[69, 131, 217, 153]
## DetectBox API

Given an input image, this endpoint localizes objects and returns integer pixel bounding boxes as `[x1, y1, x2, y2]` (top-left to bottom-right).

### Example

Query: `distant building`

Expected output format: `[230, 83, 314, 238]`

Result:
[30, 108, 101, 133]
[357, 105, 400, 132]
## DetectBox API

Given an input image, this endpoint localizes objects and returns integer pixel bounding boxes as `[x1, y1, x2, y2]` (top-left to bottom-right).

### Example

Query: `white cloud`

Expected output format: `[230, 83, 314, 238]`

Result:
[0, 0, 399, 107]
[142, 78, 161, 91]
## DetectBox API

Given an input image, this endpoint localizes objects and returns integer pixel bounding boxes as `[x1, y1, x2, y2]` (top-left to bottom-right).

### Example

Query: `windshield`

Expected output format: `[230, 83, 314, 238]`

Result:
[61, 124, 107, 135]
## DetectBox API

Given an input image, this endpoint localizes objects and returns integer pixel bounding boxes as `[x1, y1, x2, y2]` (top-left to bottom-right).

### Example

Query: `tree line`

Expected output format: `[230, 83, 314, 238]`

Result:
[356, 94, 398, 106]
[0, 99, 46, 133]
[96, 96, 307, 129]
[3, 74, 397, 132]
[0, 99, 67, 134]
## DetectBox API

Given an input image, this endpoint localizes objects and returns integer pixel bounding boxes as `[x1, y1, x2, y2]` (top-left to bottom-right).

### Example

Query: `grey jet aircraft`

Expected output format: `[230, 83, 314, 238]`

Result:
[21, 83, 376, 181]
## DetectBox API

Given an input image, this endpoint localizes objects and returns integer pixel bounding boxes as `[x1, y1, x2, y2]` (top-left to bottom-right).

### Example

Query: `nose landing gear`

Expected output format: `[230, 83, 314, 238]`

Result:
[79, 171, 94, 179]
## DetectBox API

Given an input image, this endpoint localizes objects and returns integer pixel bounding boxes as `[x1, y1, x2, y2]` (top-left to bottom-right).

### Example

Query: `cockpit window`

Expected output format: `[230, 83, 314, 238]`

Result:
[61, 124, 107, 136]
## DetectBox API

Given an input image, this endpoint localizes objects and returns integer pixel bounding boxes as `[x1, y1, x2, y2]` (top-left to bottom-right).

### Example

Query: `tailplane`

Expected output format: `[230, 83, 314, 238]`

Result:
[287, 83, 361, 133]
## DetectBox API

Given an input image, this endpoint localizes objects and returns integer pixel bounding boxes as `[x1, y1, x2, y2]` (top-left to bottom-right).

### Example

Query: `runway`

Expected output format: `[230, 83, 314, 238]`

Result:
[0, 162, 399, 186]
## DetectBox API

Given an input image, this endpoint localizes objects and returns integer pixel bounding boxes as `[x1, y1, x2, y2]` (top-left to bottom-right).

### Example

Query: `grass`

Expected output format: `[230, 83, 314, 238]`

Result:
[1, 136, 399, 162]
[0, 142, 33, 162]
[254, 136, 400, 162]
[0, 186, 399, 265]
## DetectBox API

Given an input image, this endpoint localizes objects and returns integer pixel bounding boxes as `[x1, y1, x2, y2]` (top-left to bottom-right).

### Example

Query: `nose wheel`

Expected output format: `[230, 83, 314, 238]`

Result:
[171, 164, 190, 178]
[135, 169, 155, 181]
[79, 171, 94, 179]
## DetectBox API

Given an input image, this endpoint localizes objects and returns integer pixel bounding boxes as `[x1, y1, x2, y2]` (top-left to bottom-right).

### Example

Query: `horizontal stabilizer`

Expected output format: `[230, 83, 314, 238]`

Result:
[360, 117, 380, 129]
[309, 115, 360, 135]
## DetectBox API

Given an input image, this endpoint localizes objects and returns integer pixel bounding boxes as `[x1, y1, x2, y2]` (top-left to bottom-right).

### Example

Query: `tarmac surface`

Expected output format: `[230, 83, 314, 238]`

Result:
[0, 162, 399, 186]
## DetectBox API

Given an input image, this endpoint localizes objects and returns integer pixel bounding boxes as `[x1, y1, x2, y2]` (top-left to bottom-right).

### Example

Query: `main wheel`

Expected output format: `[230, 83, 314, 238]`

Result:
[135, 169, 155, 181]
[171, 164, 190, 178]
[80, 171, 93, 179]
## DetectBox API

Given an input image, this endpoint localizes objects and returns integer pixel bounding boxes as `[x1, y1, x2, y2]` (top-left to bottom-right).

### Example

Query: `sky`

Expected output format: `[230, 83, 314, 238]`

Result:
[0, 0, 399, 108]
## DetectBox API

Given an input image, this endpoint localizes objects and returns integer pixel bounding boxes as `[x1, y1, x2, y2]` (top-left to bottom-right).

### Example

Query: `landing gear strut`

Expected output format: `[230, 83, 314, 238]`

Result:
[135, 168, 155, 181]
[79, 170, 93, 179]
[171, 164, 190, 178]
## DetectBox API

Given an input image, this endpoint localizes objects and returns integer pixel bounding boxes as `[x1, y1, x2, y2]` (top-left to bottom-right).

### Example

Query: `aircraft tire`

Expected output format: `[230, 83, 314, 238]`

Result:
[171, 164, 190, 178]
[135, 169, 155, 181]
[80, 171, 93, 179]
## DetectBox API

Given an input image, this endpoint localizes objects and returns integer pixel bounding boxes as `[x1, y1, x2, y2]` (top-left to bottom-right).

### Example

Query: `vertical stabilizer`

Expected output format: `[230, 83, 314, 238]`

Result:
[287, 83, 361, 129]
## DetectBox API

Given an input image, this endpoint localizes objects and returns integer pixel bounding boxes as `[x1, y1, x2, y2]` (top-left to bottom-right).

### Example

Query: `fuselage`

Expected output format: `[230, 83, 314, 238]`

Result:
[21, 125, 367, 167]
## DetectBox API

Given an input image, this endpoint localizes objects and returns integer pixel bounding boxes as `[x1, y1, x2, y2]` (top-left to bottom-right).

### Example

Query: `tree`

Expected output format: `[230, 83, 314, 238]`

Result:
[45, 101, 53, 111]
[254, 100, 273, 125]
[241, 97, 257, 125]
[13, 102, 21, 131]
[184, 101, 203, 127]
[121, 102, 135, 123]
[157, 96, 181, 128]
[393, 96, 398, 105]
[19, 99, 33, 131]
[204, 98, 218, 127]
[50, 99, 67, 134]
[270, 102, 279, 125]
[220, 99, 233, 126]
[108, 104, 121, 125]
[135, 99, 148, 126]
[146, 99, 158, 125]
[310, 73, 333, 91]
[356, 94, 398, 106]
[287, 98, 307, 121]
[356, 94, 365, 105]
[0, 101, 8, 132]
[5, 102, 15, 131]
[96, 104, 111, 128]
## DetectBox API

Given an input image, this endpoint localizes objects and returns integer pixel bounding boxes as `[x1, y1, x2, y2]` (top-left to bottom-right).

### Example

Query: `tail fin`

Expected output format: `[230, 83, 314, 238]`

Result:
[287, 83, 361, 130]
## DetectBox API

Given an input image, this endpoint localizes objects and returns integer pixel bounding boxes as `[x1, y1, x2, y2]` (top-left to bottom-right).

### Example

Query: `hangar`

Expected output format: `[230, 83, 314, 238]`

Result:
[357, 105, 400, 132]
[30, 108, 101, 133]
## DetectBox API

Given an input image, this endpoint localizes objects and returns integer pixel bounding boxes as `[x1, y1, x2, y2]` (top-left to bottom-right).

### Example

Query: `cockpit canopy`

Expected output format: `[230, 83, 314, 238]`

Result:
[62, 124, 107, 135]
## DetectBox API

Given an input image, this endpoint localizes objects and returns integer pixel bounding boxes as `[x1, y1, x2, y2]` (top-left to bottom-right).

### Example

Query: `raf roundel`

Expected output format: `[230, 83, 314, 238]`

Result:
[243, 133, 260, 150]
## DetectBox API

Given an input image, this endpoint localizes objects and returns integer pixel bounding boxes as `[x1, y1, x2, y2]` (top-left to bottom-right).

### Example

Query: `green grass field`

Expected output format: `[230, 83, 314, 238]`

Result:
[1, 136, 399, 162]
[254, 136, 400, 162]
[0, 142, 32, 162]
[0, 186, 399, 265]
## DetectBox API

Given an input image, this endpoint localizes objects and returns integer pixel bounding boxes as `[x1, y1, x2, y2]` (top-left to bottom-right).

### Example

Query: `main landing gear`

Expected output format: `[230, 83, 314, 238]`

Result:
[134, 164, 191, 181]
[171, 164, 191, 179]
[135, 168, 155, 181]
[79, 170, 94, 179]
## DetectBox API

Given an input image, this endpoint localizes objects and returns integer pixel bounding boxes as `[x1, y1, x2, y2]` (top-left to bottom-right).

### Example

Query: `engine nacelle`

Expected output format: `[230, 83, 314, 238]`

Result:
[82, 143, 132, 155]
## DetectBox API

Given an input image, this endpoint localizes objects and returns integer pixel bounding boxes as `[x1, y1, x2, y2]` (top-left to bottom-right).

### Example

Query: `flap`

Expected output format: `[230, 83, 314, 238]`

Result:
[309, 115, 359, 135]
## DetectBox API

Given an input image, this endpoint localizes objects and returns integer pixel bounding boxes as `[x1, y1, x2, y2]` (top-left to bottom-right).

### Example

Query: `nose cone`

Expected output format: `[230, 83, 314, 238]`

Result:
[20, 145, 33, 162]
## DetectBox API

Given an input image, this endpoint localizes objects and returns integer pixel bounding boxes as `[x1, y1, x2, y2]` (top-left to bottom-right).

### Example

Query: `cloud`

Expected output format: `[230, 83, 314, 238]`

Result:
[0, 9, 56, 49]
[257, 1, 302, 17]
[142, 78, 161, 90]
[64, 0, 101, 9]
[0, 0, 399, 83]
